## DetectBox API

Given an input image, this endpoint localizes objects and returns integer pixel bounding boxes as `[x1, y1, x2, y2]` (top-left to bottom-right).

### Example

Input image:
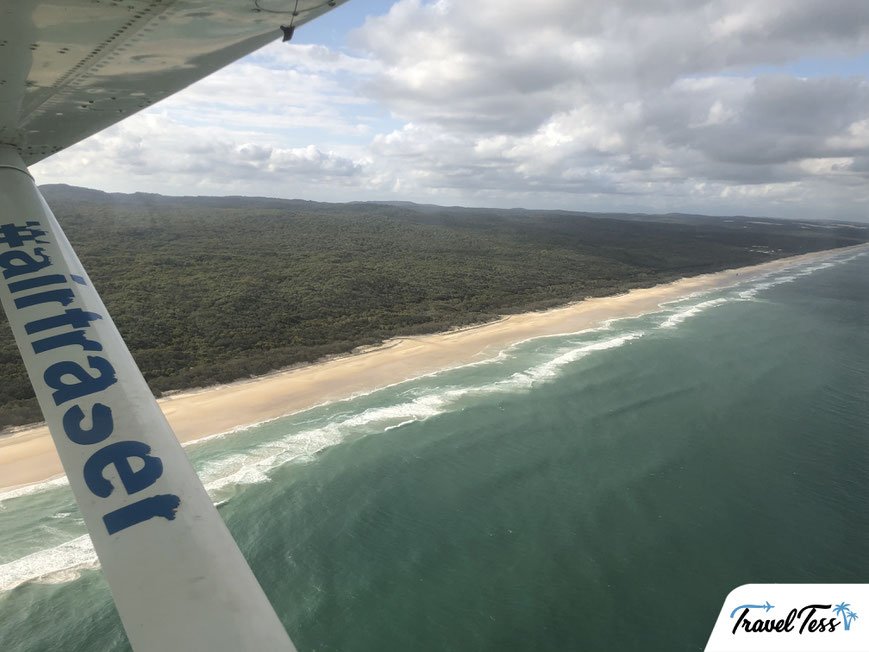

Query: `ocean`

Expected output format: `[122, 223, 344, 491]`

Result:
[1, 249, 866, 651]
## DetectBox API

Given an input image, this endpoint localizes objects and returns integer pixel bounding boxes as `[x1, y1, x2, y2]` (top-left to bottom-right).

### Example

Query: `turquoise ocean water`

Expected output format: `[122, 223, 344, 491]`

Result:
[1, 249, 867, 651]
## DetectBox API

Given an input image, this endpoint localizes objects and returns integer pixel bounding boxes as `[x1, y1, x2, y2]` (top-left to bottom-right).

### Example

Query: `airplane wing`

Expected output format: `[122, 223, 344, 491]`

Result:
[0, 2, 349, 651]
[2, 0, 349, 164]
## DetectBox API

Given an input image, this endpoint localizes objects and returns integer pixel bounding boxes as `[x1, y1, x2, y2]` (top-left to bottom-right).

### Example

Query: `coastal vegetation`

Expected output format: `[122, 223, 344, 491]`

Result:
[0, 184, 866, 429]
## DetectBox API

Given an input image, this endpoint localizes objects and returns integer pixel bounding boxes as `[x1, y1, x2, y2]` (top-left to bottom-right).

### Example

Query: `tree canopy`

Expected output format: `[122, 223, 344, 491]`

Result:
[0, 185, 865, 429]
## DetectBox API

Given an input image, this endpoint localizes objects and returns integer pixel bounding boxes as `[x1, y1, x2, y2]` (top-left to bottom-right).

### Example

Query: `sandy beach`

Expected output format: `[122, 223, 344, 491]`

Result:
[1, 245, 865, 491]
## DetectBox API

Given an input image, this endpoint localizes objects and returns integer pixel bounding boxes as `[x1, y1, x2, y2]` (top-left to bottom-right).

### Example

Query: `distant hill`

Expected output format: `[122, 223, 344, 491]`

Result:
[42, 184, 869, 229]
[1, 185, 866, 429]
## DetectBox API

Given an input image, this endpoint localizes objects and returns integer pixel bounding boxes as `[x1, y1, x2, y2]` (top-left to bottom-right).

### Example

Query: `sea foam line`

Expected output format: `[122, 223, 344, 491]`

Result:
[0, 476, 70, 506]
[659, 298, 730, 329]
[736, 260, 835, 299]
[3, 250, 862, 593]
[0, 535, 98, 593]
[195, 331, 646, 493]
[0, 330, 646, 593]
[657, 251, 859, 327]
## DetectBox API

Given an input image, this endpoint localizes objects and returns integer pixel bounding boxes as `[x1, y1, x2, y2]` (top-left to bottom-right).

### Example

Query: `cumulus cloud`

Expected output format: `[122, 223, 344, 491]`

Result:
[32, 0, 869, 219]
[346, 0, 869, 218]
[34, 112, 367, 197]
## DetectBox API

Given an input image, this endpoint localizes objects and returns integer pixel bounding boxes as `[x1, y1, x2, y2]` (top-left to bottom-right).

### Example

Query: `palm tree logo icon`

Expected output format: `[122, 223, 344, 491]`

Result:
[834, 602, 859, 631]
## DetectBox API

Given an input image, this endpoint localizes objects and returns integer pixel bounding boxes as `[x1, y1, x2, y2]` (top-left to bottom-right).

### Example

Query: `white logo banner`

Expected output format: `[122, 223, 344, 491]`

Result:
[706, 584, 868, 651]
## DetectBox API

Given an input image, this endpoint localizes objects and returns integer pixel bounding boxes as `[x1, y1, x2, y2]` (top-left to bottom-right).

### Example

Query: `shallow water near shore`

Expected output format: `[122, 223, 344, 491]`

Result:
[1, 250, 867, 651]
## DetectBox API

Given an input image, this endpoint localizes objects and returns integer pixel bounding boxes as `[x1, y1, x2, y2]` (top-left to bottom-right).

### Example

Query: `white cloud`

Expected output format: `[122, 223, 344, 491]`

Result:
[34, 112, 368, 197]
[31, 0, 869, 220]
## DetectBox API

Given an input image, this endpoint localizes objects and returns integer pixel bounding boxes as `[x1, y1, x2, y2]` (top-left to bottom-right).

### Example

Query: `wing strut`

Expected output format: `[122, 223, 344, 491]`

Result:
[0, 146, 296, 652]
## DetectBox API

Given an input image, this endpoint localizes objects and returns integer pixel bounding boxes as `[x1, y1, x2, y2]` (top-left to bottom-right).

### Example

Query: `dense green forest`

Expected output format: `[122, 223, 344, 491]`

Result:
[1, 184, 866, 429]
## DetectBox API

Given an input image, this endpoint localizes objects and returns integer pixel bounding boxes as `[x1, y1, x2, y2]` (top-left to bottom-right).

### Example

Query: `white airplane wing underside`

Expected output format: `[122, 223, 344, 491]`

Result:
[1, 0, 348, 164]
[0, 2, 348, 651]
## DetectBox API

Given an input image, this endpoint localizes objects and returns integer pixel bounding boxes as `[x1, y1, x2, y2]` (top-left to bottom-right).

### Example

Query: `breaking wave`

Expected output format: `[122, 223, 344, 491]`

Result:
[0, 248, 862, 595]
[0, 535, 98, 593]
[0, 330, 645, 594]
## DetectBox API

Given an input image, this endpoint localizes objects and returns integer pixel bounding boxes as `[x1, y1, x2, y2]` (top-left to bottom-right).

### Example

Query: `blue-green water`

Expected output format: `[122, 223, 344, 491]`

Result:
[1, 250, 867, 651]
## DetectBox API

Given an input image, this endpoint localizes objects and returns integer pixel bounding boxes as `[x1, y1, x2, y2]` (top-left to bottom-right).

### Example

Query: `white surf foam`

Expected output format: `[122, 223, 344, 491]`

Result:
[194, 332, 647, 498]
[658, 252, 860, 321]
[0, 476, 70, 506]
[514, 332, 644, 386]
[6, 250, 864, 593]
[384, 419, 418, 431]
[659, 298, 730, 329]
[737, 260, 836, 299]
[0, 535, 98, 593]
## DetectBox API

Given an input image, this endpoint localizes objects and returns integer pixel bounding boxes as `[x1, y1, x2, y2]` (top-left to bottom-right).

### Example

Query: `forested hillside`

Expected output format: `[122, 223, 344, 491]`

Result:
[1, 184, 866, 428]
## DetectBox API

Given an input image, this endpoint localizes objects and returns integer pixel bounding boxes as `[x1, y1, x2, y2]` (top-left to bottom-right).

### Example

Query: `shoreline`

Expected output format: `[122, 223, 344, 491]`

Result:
[1, 244, 865, 492]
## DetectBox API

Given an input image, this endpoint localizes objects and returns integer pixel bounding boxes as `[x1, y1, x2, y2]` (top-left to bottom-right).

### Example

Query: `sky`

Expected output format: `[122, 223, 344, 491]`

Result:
[30, 0, 869, 221]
